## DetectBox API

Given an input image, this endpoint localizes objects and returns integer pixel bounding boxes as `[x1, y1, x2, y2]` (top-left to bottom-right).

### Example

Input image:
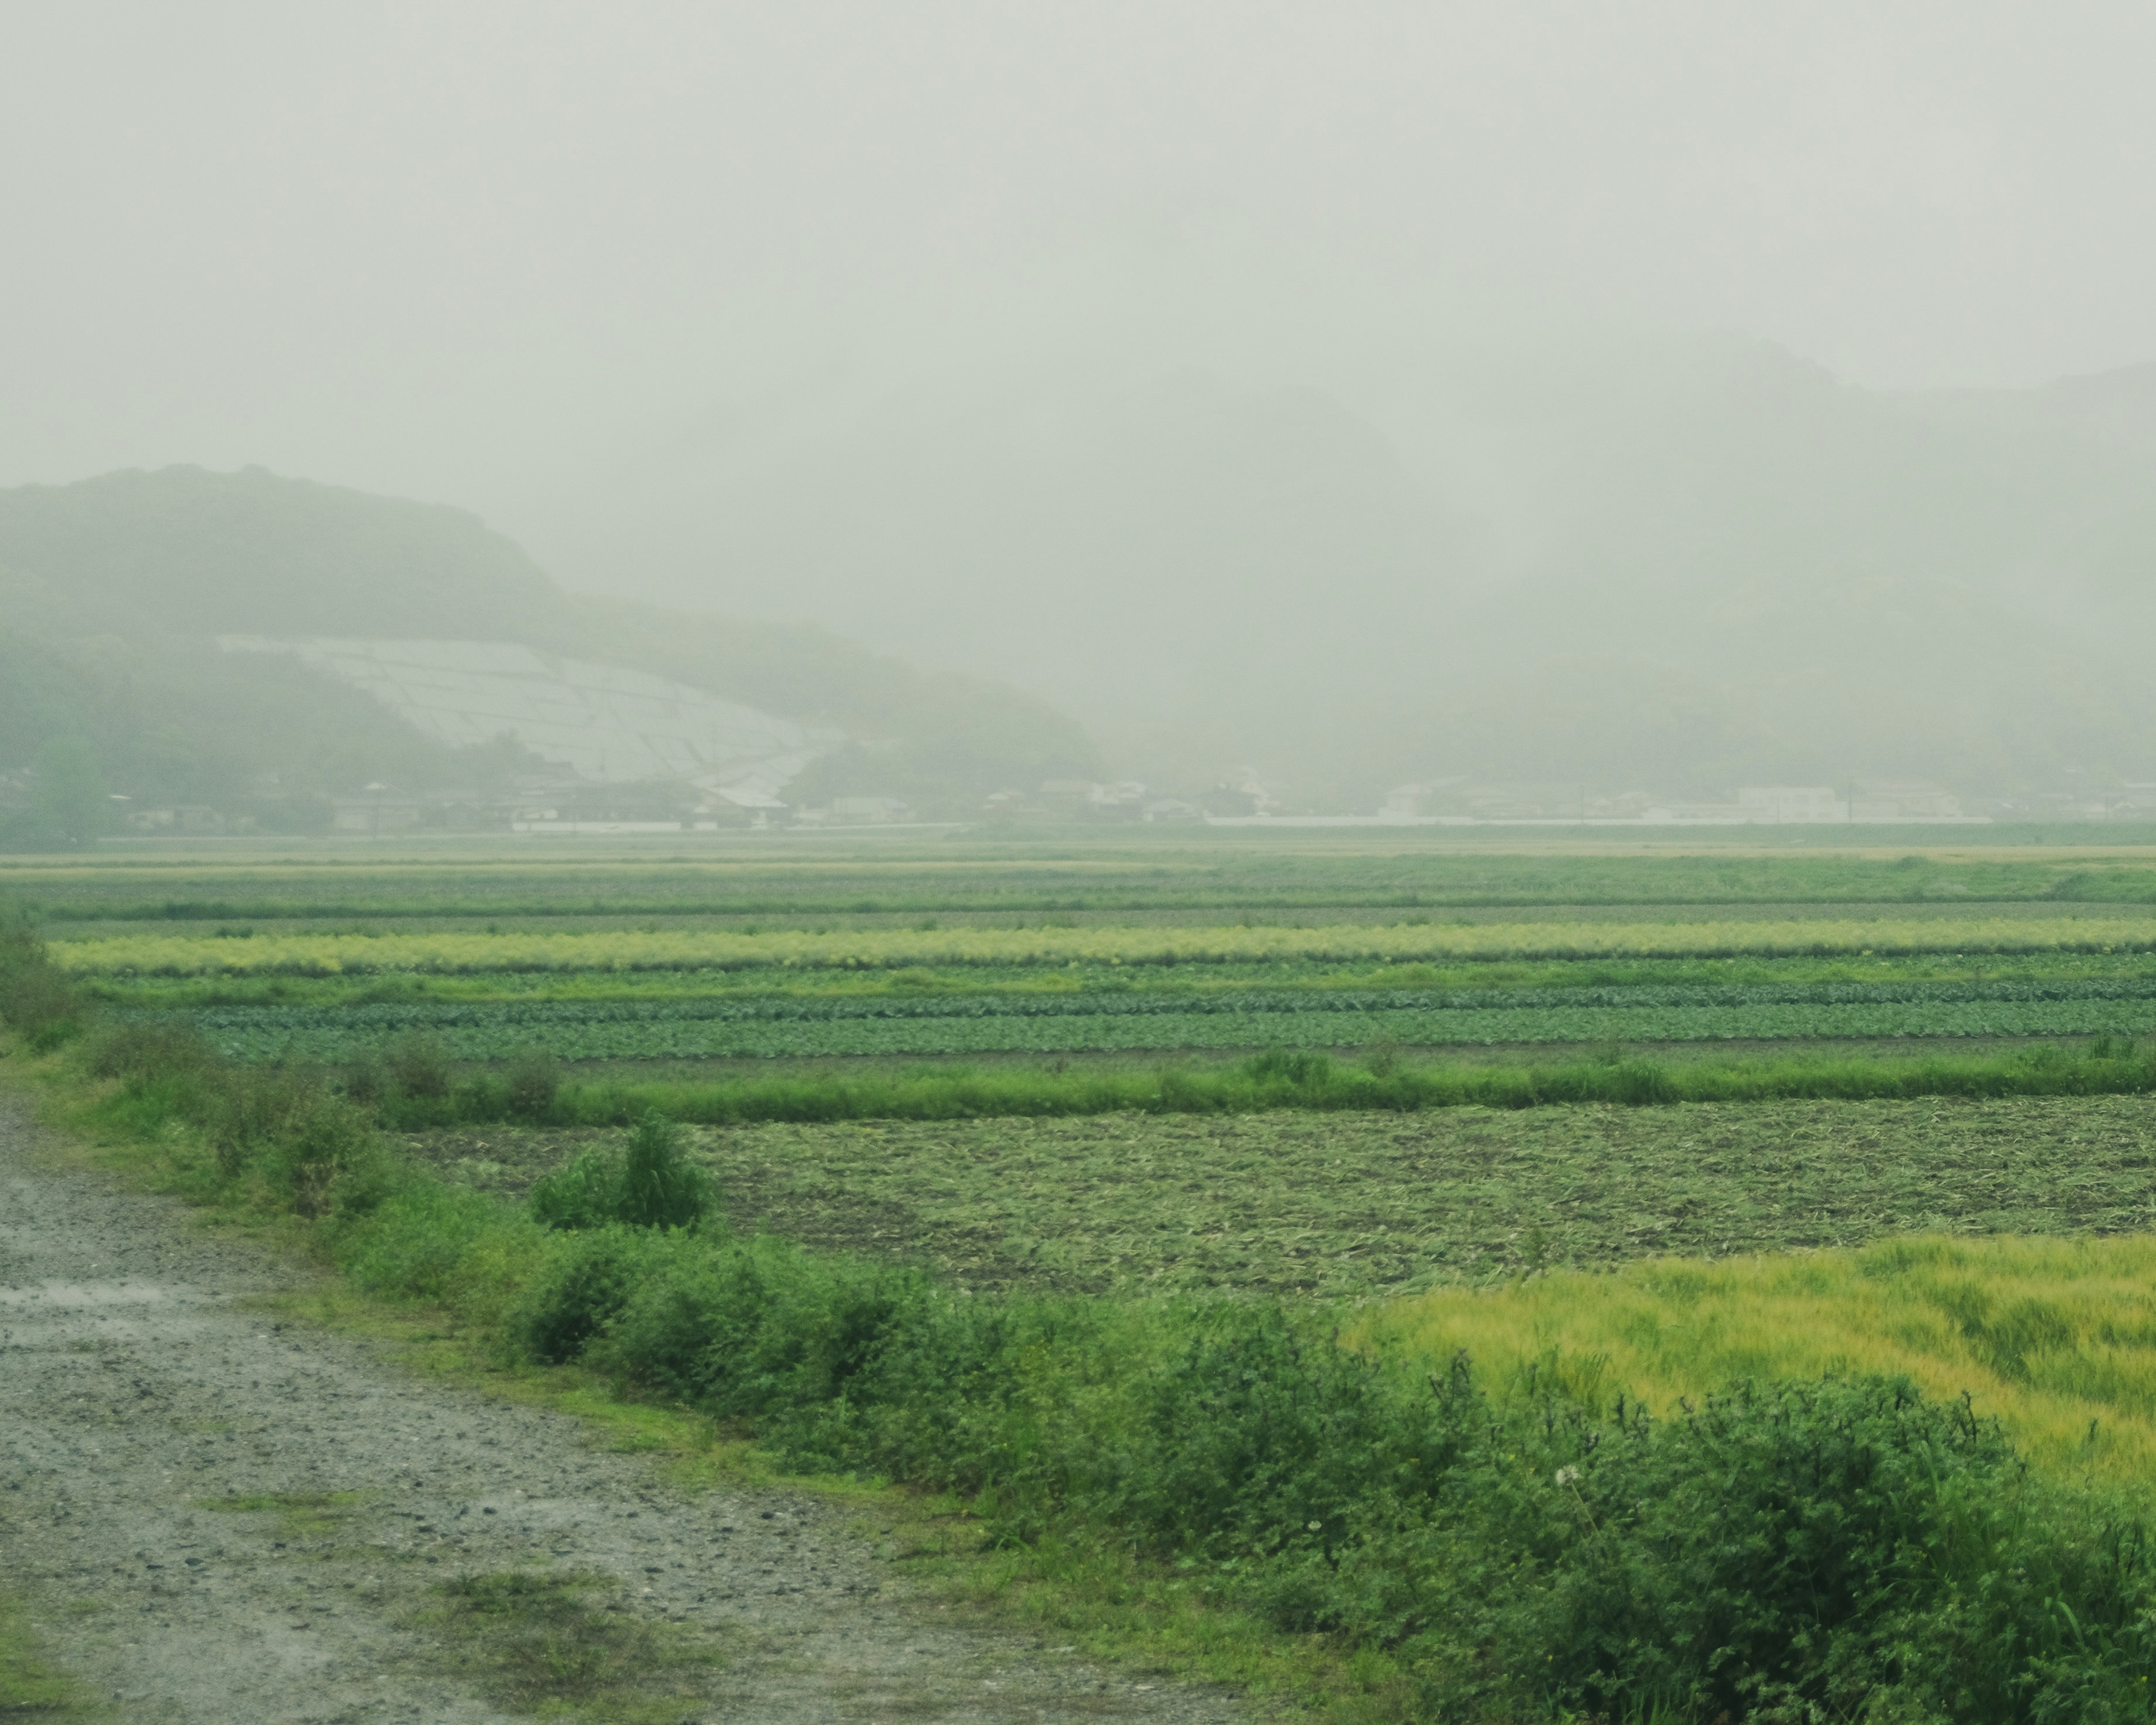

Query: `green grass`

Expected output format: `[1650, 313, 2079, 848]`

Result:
[0, 1595, 94, 1721]
[408, 1569, 724, 1723]
[403, 1090, 2156, 1298]
[1372, 1233, 2156, 1502]
[194, 1490, 371, 1540]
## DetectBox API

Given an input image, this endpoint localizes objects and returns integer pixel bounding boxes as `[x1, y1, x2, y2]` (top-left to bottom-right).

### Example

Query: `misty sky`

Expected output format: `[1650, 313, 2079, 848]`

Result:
[8, 1, 2156, 697]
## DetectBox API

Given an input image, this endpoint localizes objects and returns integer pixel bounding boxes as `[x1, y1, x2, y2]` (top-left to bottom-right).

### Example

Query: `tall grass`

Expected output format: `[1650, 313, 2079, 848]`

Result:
[0, 919, 84, 1051]
[1371, 1234, 2156, 1499]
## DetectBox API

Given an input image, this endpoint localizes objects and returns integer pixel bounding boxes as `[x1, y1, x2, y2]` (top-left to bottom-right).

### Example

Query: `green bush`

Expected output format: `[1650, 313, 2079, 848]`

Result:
[527, 1149, 619, 1232]
[508, 1226, 658, 1363]
[614, 1112, 715, 1229]
[528, 1111, 716, 1233]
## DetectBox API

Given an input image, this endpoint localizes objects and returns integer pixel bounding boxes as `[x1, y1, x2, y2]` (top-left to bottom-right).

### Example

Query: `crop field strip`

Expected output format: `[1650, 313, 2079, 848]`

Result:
[159, 975, 2156, 1061]
[401, 1092, 2156, 1299]
[48, 910, 2156, 976]
[22, 844, 2156, 923]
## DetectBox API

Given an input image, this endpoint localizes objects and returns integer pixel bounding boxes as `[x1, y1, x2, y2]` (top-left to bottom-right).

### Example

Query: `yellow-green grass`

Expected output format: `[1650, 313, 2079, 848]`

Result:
[45, 911, 2156, 977]
[1370, 1232, 2156, 1496]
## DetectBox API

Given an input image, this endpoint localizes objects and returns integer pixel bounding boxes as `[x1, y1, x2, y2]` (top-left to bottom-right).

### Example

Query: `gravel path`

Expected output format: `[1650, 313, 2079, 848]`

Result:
[0, 1098, 1252, 1723]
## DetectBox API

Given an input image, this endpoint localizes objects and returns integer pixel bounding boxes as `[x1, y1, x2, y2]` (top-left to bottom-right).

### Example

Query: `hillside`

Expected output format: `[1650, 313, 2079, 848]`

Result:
[0, 466, 1097, 839]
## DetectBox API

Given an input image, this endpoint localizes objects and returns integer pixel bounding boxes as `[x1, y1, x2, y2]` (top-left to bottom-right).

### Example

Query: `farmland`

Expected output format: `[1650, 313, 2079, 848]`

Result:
[21, 833, 2156, 1718]
[48, 910, 2156, 976]
[20, 838, 2156, 930]
[400, 1092, 2156, 1298]
[158, 975, 2156, 1062]
[21, 835, 2156, 1109]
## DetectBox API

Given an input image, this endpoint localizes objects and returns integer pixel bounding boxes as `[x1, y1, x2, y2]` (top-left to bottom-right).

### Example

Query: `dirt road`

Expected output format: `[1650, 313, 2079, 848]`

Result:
[0, 1098, 1250, 1723]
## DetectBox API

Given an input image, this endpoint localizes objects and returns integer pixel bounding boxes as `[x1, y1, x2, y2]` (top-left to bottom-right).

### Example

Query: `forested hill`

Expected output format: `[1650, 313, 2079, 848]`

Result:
[0, 466, 1097, 825]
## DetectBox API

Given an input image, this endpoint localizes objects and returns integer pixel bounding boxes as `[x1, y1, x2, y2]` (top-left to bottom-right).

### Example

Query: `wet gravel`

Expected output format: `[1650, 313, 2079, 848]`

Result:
[0, 1096, 1251, 1723]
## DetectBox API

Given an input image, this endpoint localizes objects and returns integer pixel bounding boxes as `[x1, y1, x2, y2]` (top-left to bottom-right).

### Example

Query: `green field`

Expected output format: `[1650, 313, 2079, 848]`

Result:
[400, 1091, 2156, 1298]
[23, 834, 2156, 1719]
[19, 834, 2156, 930]
[29, 830, 2156, 1277]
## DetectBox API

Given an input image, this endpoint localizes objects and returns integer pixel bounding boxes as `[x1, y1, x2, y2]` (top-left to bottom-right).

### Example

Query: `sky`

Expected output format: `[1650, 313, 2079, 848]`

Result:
[7, 1, 2156, 723]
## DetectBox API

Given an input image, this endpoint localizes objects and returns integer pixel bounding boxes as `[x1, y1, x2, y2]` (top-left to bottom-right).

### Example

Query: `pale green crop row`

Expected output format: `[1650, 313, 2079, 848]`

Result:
[49, 914, 2156, 977]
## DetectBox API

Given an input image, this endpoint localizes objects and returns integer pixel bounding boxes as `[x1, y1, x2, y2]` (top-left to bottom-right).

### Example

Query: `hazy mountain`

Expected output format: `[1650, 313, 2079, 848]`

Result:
[589, 334, 2156, 804]
[0, 466, 1097, 827]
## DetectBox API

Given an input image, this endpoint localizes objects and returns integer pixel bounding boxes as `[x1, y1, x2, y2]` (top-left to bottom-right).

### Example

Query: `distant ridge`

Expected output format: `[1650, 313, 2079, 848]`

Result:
[0, 466, 1097, 827]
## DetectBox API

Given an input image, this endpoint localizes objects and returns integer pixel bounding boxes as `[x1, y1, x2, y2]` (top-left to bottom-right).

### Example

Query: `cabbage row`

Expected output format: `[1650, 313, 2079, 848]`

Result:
[182, 993, 2156, 1062]
[188, 973, 2156, 1031]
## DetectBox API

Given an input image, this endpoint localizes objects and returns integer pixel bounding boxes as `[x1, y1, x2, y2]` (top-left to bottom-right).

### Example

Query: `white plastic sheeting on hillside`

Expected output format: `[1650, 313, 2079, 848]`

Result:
[220, 636, 832, 797]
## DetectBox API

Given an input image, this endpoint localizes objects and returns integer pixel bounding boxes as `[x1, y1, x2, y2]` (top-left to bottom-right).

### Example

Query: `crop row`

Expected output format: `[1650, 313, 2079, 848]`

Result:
[160, 972, 2156, 1036]
[53, 915, 2156, 976]
[182, 994, 2156, 1062]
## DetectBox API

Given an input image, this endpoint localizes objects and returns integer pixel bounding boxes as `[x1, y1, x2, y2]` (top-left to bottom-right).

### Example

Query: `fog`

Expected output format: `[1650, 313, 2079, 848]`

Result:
[9, 2, 2156, 800]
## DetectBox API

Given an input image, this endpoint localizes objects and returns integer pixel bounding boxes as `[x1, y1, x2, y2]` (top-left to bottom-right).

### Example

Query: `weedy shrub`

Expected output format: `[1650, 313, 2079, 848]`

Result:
[197, 1065, 388, 1215]
[614, 1111, 715, 1228]
[338, 1050, 390, 1109]
[383, 1033, 454, 1100]
[0, 920, 86, 1050]
[84, 1017, 214, 1081]
[526, 1149, 619, 1231]
[528, 1111, 716, 1233]
[501, 1049, 560, 1121]
[508, 1225, 657, 1363]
